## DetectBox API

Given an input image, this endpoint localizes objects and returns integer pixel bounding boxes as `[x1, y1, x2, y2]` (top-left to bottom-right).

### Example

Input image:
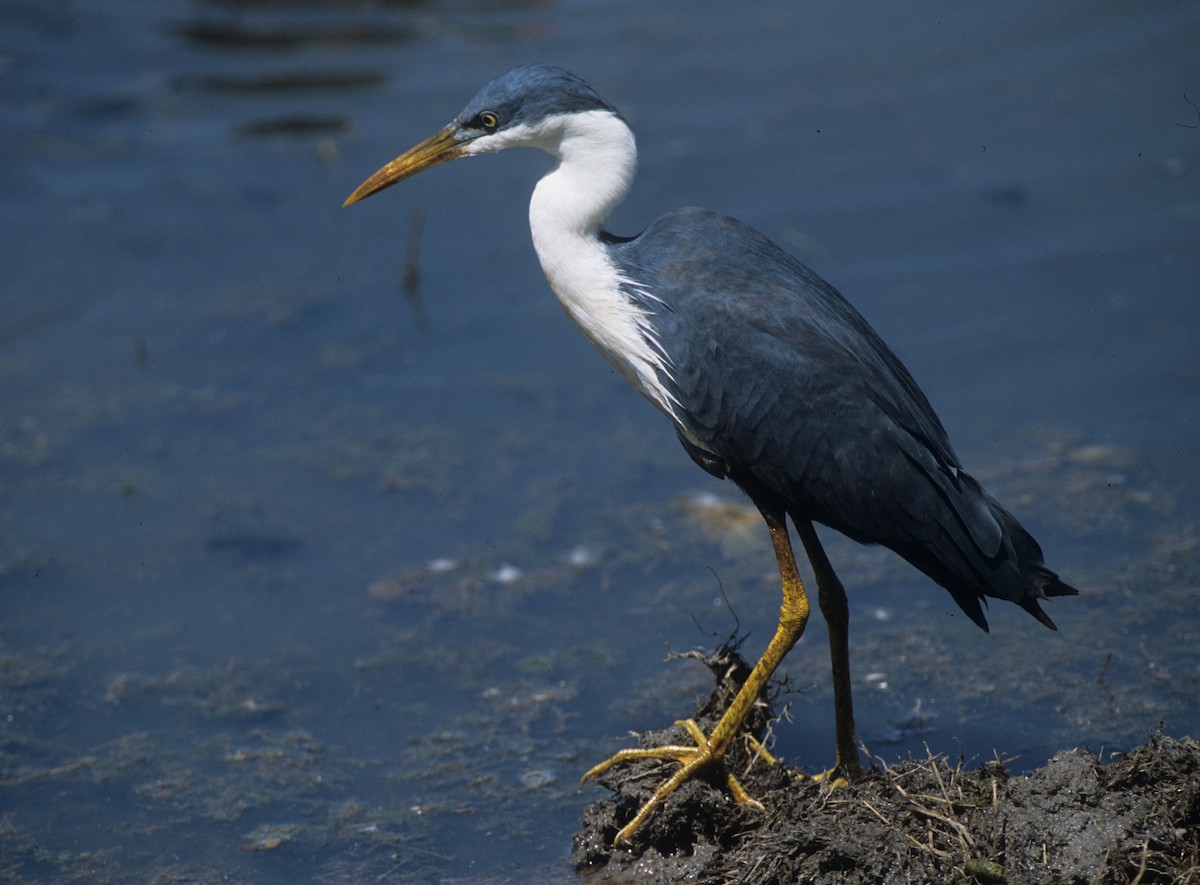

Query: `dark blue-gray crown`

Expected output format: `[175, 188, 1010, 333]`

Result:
[454, 64, 620, 132]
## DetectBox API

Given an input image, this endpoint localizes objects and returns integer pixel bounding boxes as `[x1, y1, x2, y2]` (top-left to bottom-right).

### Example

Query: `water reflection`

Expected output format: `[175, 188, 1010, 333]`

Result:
[173, 71, 386, 93]
[172, 18, 419, 50]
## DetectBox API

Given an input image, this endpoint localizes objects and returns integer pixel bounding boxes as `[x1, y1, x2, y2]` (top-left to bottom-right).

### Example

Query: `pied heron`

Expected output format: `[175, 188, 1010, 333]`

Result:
[344, 64, 1077, 845]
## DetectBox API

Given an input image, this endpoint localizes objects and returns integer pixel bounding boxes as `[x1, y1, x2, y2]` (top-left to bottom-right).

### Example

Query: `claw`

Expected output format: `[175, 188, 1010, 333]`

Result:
[798, 757, 862, 786]
[581, 718, 766, 845]
[580, 516, 817, 845]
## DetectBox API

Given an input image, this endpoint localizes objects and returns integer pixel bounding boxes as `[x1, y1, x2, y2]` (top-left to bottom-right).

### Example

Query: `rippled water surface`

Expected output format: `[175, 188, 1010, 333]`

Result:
[3, 1, 1198, 881]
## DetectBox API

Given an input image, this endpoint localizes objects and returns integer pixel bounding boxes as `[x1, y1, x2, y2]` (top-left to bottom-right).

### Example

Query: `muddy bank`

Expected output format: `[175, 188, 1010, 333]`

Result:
[574, 650, 1200, 884]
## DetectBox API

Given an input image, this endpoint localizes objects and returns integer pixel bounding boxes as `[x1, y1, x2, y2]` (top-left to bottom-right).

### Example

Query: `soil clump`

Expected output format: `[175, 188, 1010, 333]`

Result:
[573, 648, 1200, 884]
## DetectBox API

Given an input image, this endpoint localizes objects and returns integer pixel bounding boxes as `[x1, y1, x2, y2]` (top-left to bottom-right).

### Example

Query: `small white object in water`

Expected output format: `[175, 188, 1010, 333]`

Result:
[519, 769, 558, 789]
[492, 564, 523, 584]
[565, 545, 597, 568]
[864, 671, 889, 692]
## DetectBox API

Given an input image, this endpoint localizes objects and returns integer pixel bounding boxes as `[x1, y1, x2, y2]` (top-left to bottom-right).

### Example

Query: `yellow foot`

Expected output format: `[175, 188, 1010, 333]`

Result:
[798, 758, 863, 786]
[744, 733, 779, 766]
[581, 718, 766, 845]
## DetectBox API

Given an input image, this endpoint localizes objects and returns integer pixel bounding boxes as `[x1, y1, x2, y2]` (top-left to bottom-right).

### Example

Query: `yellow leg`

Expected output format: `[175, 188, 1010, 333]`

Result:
[795, 518, 863, 780]
[581, 511, 811, 845]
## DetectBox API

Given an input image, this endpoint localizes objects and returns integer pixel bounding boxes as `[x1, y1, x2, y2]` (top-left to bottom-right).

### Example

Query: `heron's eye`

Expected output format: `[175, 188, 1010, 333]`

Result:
[479, 112, 499, 131]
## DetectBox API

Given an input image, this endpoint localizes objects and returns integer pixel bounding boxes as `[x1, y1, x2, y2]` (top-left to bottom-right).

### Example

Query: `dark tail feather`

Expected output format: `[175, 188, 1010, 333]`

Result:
[993, 499, 1079, 631]
[874, 480, 1078, 634]
[1018, 565, 1079, 630]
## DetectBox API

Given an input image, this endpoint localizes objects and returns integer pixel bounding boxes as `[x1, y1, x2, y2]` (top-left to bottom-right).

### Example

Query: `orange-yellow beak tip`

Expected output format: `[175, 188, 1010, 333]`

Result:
[342, 126, 466, 209]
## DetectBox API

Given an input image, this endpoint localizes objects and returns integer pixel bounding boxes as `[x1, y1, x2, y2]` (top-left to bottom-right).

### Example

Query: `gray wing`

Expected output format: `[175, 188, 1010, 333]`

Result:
[614, 209, 1070, 627]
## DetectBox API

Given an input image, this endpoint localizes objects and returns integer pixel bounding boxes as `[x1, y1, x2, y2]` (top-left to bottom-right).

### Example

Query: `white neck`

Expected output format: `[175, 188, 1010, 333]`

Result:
[527, 109, 636, 237]
[500, 110, 679, 421]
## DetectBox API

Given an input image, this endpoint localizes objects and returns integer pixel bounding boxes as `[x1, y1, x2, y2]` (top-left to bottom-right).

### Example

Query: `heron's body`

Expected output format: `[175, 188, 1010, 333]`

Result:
[610, 207, 1064, 629]
[345, 64, 1077, 844]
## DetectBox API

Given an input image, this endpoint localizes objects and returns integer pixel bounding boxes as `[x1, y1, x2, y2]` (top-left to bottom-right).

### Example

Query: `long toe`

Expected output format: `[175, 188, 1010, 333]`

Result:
[581, 718, 766, 845]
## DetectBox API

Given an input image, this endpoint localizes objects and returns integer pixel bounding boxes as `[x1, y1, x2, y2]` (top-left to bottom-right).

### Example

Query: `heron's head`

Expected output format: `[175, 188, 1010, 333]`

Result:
[344, 64, 620, 207]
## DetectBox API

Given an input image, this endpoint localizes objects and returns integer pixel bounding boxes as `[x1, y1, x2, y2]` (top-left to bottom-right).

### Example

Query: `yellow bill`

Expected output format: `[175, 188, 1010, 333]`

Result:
[343, 126, 465, 207]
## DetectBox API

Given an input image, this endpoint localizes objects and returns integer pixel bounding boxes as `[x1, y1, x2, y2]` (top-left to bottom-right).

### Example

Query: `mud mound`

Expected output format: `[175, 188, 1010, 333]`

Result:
[574, 650, 1200, 884]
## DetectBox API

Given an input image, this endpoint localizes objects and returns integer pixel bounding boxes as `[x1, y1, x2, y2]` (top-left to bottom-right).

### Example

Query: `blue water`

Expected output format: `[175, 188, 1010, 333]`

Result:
[3, 1, 1198, 881]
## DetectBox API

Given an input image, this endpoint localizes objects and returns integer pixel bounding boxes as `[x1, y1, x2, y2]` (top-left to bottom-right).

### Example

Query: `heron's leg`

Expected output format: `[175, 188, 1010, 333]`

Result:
[581, 505, 811, 845]
[704, 508, 811, 753]
[794, 517, 863, 779]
